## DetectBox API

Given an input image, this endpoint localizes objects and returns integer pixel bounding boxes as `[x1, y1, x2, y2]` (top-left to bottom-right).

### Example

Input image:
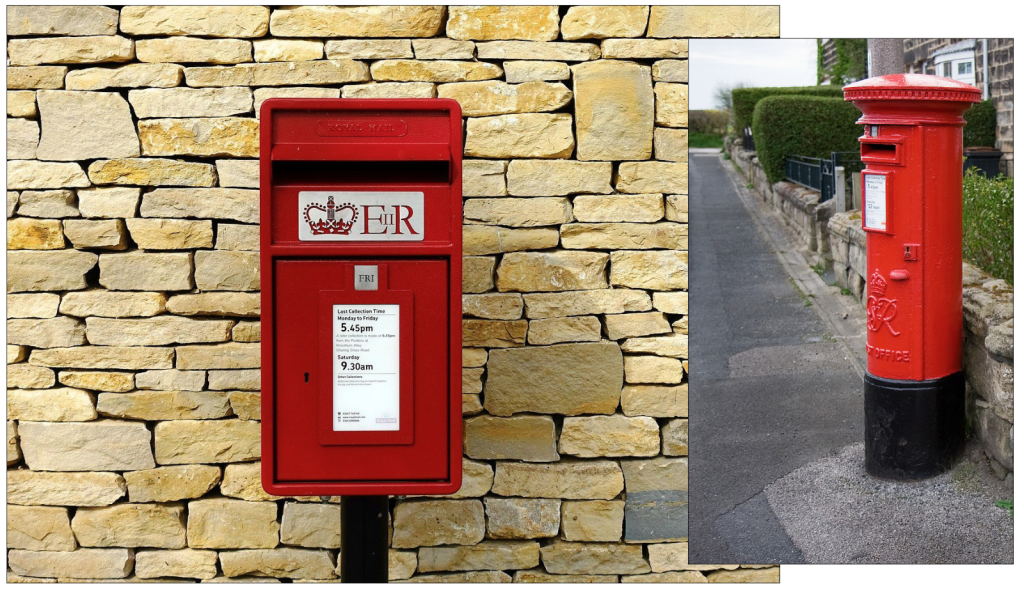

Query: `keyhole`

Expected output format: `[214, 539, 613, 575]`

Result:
[304, 372, 309, 383]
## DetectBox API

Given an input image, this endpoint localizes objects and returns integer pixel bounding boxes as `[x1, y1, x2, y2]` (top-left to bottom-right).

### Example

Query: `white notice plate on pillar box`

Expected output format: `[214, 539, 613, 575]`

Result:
[863, 174, 888, 232]
[298, 191, 424, 241]
[332, 304, 400, 431]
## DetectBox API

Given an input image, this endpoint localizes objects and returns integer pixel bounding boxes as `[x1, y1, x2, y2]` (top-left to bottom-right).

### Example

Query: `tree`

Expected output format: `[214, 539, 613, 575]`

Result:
[714, 81, 748, 112]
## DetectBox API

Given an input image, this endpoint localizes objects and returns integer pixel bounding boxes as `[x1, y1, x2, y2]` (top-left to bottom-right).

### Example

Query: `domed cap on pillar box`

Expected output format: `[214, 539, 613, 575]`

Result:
[843, 73, 981, 125]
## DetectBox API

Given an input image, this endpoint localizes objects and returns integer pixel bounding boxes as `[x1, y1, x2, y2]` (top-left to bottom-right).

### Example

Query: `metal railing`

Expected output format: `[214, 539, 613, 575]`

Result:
[741, 127, 755, 151]
[784, 151, 863, 204]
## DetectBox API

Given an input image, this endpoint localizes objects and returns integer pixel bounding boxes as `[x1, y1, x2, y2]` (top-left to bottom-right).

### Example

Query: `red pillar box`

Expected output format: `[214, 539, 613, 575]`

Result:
[259, 99, 463, 495]
[844, 74, 981, 480]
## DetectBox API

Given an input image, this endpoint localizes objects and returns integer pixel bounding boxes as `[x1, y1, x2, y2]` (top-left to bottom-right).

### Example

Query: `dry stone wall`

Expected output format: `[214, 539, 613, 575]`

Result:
[6, 5, 779, 583]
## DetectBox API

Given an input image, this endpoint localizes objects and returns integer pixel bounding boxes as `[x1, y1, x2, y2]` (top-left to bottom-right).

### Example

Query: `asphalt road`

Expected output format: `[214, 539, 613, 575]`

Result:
[687, 150, 864, 564]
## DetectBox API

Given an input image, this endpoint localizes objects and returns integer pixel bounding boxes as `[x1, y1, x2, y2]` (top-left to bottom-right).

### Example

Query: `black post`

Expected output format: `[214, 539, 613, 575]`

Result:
[339, 495, 389, 583]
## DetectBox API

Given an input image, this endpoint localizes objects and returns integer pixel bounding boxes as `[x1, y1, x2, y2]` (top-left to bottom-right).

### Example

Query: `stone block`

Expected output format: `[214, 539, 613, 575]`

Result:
[195, 250, 260, 291]
[72, 503, 187, 548]
[653, 291, 687, 314]
[120, 6, 270, 37]
[485, 498, 560, 540]
[655, 128, 688, 161]
[437, 80, 571, 116]
[559, 414, 660, 457]
[476, 41, 600, 62]
[65, 63, 183, 90]
[215, 224, 260, 251]
[254, 39, 324, 62]
[57, 371, 134, 392]
[602, 39, 688, 59]
[154, 419, 260, 464]
[616, 161, 688, 194]
[707, 567, 781, 583]
[371, 59, 502, 83]
[610, 250, 688, 290]
[229, 391, 261, 420]
[462, 319, 527, 348]
[492, 460, 623, 500]
[135, 549, 219, 580]
[484, 342, 622, 416]
[412, 38, 475, 60]
[573, 194, 664, 223]
[167, 293, 260, 317]
[463, 160, 507, 196]
[463, 256, 495, 293]
[464, 415, 559, 462]
[621, 333, 688, 358]
[18, 420, 154, 472]
[655, 82, 688, 127]
[661, 419, 689, 456]
[502, 60, 570, 83]
[136, 37, 252, 65]
[652, 60, 688, 83]
[462, 293, 523, 320]
[647, 6, 780, 38]
[446, 6, 559, 41]
[465, 113, 574, 158]
[7, 387, 96, 421]
[97, 390, 231, 420]
[8, 36, 134, 66]
[59, 290, 166, 318]
[126, 464, 222, 503]
[7, 161, 89, 191]
[465, 197, 572, 227]
[561, 6, 649, 39]
[139, 117, 258, 158]
[14, 189, 79, 218]
[6, 505, 76, 551]
[341, 82, 435, 99]
[29, 346, 174, 370]
[8, 90, 38, 117]
[184, 60, 368, 88]
[7, 470, 126, 506]
[391, 500, 485, 548]
[35, 90, 139, 161]
[141, 188, 258, 223]
[281, 502, 341, 548]
[507, 159, 613, 196]
[63, 219, 129, 250]
[464, 225, 559, 255]
[561, 222, 686, 250]
[528, 316, 602, 345]
[207, 369, 261, 390]
[187, 497, 279, 549]
[99, 252, 193, 291]
[7, 548, 134, 580]
[496, 251, 608, 292]
[215, 161, 259, 189]
[604, 311, 672, 340]
[523, 289, 651, 319]
[389, 550, 417, 580]
[572, 60, 653, 161]
[7, 118, 38, 159]
[622, 383, 688, 417]
[134, 369, 206, 392]
[540, 542, 649, 575]
[6, 218, 64, 250]
[419, 540, 540, 572]
[561, 499, 624, 542]
[220, 548, 337, 580]
[624, 355, 683, 384]
[325, 39, 412, 59]
[129, 87, 253, 118]
[7, 365, 56, 389]
[88, 158, 217, 187]
[269, 6, 445, 38]
[8, 5, 118, 36]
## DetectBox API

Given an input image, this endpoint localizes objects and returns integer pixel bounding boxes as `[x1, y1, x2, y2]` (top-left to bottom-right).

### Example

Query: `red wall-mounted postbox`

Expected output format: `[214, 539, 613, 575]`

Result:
[260, 99, 463, 496]
[844, 74, 981, 479]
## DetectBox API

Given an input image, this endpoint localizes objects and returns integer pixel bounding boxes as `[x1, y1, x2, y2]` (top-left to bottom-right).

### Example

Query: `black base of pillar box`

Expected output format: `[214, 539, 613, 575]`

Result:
[339, 495, 389, 583]
[863, 371, 965, 481]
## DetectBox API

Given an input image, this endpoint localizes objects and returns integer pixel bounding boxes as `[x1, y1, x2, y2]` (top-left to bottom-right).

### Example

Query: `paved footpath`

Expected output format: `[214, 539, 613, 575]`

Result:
[687, 149, 1013, 565]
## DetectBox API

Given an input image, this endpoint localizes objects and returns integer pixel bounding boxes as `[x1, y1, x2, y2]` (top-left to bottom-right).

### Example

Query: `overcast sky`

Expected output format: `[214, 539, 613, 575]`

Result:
[689, 39, 819, 110]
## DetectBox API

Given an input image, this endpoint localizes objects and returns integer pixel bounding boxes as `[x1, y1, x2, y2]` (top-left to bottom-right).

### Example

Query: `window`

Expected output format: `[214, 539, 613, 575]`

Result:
[958, 61, 973, 75]
[942, 62, 952, 77]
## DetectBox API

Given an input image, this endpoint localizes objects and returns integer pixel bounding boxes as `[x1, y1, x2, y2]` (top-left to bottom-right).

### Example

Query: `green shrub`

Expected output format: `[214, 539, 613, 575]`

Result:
[963, 99, 996, 148]
[689, 109, 730, 135]
[963, 168, 1013, 283]
[732, 85, 845, 132]
[751, 95, 862, 184]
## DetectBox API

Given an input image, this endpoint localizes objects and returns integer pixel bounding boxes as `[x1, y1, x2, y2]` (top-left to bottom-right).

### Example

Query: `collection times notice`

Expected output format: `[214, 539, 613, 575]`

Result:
[331, 304, 400, 431]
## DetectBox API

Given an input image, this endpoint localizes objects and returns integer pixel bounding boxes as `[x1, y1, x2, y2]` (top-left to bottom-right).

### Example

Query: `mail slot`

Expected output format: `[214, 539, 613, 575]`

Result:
[260, 98, 463, 495]
[844, 74, 981, 480]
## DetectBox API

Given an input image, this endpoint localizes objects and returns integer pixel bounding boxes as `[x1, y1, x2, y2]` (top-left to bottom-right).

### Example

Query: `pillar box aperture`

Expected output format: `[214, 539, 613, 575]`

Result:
[843, 74, 981, 480]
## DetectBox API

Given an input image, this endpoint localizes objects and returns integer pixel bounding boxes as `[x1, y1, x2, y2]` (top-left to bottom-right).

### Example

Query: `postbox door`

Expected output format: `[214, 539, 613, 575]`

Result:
[272, 258, 450, 483]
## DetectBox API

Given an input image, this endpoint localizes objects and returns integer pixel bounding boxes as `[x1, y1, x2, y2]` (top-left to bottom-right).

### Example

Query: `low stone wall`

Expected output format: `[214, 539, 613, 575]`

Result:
[728, 141, 833, 260]
[828, 213, 1015, 486]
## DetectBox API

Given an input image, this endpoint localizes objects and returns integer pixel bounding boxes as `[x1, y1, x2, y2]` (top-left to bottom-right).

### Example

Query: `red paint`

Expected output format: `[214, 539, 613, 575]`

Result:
[844, 74, 980, 381]
[260, 99, 463, 496]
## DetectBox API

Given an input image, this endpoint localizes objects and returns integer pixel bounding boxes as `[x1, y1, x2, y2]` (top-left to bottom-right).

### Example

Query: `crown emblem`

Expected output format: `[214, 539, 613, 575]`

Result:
[869, 270, 888, 297]
[304, 196, 358, 235]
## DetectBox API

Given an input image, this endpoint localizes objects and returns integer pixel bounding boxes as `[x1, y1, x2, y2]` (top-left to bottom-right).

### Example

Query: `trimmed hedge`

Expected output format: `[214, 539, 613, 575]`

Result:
[732, 85, 845, 132]
[751, 95, 862, 184]
[964, 99, 997, 148]
[963, 168, 1013, 283]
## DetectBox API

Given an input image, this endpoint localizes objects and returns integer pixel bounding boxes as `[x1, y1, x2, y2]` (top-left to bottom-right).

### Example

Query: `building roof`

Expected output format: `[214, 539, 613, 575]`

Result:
[931, 39, 976, 58]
